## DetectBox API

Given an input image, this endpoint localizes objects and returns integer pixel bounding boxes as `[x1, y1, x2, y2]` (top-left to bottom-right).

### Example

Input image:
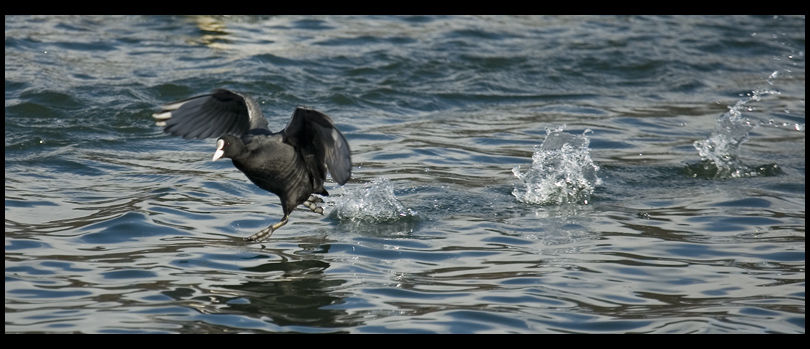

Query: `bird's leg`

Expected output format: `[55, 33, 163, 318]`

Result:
[302, 195, 324, 215]
[245, 215, 289, 243]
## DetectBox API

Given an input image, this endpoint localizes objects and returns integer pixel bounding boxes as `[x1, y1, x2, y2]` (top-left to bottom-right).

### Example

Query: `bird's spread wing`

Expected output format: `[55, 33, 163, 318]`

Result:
[153, 89, 268, 139]
[283, 107, 352, 185]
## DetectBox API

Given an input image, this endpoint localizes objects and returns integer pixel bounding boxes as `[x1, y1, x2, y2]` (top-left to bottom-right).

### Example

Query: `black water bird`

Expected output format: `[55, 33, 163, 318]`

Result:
[152, 89, 351, 243]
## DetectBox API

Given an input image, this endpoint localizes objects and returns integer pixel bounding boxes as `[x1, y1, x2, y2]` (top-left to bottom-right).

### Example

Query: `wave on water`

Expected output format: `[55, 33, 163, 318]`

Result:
[512, 126, 601, 205]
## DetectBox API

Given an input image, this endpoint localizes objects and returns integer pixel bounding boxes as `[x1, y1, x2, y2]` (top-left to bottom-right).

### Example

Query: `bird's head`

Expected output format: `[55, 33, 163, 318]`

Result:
[213, 135, 244, 161]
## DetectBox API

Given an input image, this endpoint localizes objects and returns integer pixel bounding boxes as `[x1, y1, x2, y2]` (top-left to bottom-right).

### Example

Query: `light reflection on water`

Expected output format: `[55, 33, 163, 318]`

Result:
[5, 15, 805, 333]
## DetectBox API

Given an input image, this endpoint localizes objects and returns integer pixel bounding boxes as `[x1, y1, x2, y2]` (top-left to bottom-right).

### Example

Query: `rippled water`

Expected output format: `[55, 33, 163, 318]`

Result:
[5, 15, 805, 333]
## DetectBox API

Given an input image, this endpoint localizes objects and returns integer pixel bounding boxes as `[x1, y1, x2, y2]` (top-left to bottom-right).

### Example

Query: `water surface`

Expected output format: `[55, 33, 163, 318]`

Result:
[5, 15, 805, 333]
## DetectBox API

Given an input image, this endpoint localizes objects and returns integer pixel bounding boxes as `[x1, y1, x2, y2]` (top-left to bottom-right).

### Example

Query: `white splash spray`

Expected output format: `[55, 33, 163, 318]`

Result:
[330, 177, 417, 222]
[512, 126, 601, 205]
[690, 88, 783, 179]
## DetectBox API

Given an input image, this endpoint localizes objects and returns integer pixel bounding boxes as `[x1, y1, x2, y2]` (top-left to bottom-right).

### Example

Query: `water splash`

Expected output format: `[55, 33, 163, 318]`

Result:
[687, 88, 784, 179]
[329, 177, 417, 222]
[512, 126, 601, 205]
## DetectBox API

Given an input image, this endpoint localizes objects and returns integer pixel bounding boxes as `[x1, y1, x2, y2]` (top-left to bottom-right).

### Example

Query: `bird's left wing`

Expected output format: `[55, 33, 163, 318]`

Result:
[283, 107, 352, 185]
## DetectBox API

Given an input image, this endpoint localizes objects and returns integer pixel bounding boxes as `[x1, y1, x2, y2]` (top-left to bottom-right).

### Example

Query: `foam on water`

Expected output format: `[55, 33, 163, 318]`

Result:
[512, 126, 601, 205]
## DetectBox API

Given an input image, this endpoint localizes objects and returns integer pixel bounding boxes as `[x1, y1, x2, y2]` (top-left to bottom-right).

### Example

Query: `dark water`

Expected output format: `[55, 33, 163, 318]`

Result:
[5, 15, 805, 333]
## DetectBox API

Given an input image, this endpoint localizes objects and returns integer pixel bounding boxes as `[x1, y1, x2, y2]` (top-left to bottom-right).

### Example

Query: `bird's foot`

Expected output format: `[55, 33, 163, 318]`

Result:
[303, 195, 324, 215]
[245, 226, 274, 243]
[245, 215, 289, 243]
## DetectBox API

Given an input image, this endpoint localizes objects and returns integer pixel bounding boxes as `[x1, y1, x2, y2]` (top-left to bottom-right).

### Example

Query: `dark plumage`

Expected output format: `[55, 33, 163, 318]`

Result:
[152, 89, 351, 243]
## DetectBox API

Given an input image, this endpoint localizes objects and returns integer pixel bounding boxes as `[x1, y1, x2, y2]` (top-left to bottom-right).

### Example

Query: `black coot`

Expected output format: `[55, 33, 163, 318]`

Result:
[152, 89, 351, 243]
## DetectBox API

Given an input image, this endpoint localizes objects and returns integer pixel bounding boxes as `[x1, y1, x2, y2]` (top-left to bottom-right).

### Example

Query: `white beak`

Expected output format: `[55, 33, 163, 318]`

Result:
[213, 139, 225, 161]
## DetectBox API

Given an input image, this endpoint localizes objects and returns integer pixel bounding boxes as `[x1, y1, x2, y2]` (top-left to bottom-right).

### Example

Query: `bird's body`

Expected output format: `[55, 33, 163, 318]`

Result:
[152, 89, 351, 243]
